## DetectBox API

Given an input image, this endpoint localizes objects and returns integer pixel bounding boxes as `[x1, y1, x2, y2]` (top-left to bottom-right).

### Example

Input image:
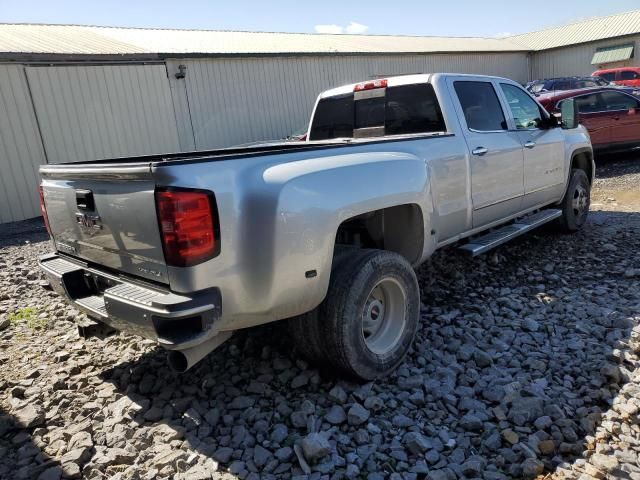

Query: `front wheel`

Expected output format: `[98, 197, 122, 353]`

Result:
[319, 249, 420, 381]
[556, 169, 591, 233]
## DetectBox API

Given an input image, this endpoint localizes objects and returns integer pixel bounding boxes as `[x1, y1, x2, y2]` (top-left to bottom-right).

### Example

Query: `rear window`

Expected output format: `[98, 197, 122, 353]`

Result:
[309, 83, 445, 141]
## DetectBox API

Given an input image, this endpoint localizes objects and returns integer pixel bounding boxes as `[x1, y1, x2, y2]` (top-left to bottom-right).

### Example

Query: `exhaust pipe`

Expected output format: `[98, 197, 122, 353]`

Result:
[167, 331, 233, 373]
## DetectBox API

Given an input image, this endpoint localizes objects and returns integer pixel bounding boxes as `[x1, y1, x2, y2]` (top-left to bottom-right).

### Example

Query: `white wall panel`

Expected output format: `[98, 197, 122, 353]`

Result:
[25, 64, 180, 163]
[0, 64, 46, 223]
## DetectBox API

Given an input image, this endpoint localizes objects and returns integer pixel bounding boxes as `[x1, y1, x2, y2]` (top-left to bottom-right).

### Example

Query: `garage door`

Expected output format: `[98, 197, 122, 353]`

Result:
[26, 64, 180, 163]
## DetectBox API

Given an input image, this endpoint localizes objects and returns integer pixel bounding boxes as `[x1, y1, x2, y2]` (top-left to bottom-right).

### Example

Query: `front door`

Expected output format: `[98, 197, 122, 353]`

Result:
[449, 79, 524, 228]
[498, 83, 566, 208]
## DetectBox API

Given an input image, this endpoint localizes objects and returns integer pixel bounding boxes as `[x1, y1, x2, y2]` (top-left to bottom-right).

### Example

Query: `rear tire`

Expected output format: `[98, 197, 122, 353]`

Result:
[319, 249, 420, 381]
[288, 245, 358, 364]
[557, 168, 590, 233]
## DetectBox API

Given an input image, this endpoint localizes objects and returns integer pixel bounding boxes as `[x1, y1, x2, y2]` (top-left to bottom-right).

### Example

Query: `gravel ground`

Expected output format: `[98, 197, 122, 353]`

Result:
[1, 157, 639, 480]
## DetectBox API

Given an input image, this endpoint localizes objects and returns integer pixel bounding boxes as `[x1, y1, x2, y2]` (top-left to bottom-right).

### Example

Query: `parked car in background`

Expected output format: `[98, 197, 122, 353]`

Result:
[538, 87, 640, 152]
[592, 67, 640, 87]
[525, 76, 609, 94]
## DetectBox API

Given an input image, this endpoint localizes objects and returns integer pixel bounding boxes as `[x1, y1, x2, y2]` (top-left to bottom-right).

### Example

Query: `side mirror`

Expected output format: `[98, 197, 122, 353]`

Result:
[628, 108, 637, 116]
[545, 114, 559, 128]
[560, 98, 579, 129]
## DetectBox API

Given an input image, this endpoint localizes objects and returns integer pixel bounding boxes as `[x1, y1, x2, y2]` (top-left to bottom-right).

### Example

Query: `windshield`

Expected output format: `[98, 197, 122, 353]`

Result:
[309, 83, 446, 141]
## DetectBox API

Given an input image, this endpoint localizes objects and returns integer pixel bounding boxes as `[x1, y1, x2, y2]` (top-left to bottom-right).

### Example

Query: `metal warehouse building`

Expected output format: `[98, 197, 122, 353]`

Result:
[2, 10, 640, 223]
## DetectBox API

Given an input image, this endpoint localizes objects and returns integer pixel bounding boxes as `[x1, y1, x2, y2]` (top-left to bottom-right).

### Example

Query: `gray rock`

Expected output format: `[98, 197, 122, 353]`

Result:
[392, 414, 414, 428]
[325, 405, 347, 425]
[522, 318, 540, 332]
[60, 447, 92, 467]
[37, 467, 62, 480]
[68, 431, 92, 451]
[301, 433, 331, 463]
[229, 396, 254, 409]
[328, 385, 348, 404]
[271, 423, 288, 443]
[473, 349, 493, 367]
[533, 415, 552, 430]
[521, 458, 544, 478]
[347, 404, 370, 425]
[275, 446, 293, 462]
[460, 413, 483, 431]
[13, 405, 43, 428]
[253, 445, 272, 467]
[403, 432, 433, 455]
[213, 446, 234, 464]
[590, 453, 619, 472]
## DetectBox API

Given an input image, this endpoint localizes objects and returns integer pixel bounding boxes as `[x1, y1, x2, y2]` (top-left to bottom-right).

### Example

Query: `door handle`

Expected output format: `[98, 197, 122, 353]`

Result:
[472, 147, 488, 156]
[524, 141, 536, 149]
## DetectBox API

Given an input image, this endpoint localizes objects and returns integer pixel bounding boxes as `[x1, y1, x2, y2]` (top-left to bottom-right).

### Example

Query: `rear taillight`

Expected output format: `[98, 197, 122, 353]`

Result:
[38, 185, 51, 235]
[155, 188, 219, 267]
[354, 79, 388, 92]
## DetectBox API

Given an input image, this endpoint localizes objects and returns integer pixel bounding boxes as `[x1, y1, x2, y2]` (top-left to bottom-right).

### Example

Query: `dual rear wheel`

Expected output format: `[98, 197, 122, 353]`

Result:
[289, 249, 420, 381]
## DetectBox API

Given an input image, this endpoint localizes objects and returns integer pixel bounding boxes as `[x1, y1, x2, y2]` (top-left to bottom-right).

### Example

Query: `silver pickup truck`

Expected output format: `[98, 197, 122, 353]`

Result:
[38, 73, 593, 380]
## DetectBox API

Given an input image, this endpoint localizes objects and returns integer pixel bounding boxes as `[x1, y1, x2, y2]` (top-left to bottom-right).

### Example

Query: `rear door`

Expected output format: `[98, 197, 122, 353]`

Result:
[598, 90, 640, 145]
[497, 83, 565, 208]
[449, 79, 524, 228]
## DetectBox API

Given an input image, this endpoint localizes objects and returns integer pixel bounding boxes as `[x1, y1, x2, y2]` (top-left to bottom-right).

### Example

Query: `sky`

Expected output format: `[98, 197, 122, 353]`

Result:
[0, 0, 639, 37]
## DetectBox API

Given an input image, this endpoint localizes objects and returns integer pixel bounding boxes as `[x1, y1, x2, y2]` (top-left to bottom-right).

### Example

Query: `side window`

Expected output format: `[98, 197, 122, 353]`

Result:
[620, 70, 640, 80]
[454, 81, 507, 132]
[567, 93, 602, 114]
[500, 83, 544, 129]
[309, 94, 354, 140]
[385, 84, 446, 135]
[599, 91, 640, 111]
[599, 72, 616, 82]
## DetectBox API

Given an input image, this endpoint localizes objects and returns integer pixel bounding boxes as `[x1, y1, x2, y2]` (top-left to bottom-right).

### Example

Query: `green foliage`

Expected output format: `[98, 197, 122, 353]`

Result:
[8, 307, 48, 329]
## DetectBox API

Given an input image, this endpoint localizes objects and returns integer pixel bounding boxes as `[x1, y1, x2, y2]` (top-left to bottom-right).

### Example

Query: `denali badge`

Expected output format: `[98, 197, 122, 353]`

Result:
[76, 212, 103, 233]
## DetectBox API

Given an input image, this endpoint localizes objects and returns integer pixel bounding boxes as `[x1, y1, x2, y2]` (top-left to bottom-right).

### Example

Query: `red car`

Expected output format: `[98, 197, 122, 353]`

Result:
[592, 67, 640, 87]
[538, 87, 640, 152]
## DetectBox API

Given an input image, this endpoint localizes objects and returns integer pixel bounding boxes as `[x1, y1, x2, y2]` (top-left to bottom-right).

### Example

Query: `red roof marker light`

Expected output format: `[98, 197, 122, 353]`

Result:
[354, 79, 388, 92]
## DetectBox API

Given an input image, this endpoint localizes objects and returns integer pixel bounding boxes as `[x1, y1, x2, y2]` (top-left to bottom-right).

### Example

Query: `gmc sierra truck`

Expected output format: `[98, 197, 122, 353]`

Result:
[38, 74, 593, 380]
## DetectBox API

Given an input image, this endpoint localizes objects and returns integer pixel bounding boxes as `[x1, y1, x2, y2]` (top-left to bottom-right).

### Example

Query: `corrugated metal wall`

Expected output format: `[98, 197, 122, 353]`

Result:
[0, 65, 47, 223]
[531, 36, 640, 79]
[25, 64, 181, 163]
[166, 52, 528, 149]
[1, 51, 528, 223]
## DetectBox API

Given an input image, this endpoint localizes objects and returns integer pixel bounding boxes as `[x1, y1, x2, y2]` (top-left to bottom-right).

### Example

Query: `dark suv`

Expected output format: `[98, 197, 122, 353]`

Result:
[525, 76, 609, 95]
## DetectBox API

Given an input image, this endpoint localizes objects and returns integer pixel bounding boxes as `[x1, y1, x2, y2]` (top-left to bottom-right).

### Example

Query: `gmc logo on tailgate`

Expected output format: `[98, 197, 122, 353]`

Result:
[76, 212, 103, 232]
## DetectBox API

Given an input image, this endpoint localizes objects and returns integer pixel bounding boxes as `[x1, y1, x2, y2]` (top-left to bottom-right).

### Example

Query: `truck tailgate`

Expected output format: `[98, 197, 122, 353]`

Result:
[41, 167, 168, 284]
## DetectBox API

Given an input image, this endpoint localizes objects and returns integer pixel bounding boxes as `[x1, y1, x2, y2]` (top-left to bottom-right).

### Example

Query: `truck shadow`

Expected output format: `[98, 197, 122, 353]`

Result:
[94, 209, 639, 478]
[0, 407, 68, 479]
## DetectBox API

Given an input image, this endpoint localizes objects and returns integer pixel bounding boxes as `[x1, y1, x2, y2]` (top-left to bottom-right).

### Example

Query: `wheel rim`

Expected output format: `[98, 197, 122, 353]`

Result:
[362, 277, 407, 355]
[571, 183, 590, 223]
